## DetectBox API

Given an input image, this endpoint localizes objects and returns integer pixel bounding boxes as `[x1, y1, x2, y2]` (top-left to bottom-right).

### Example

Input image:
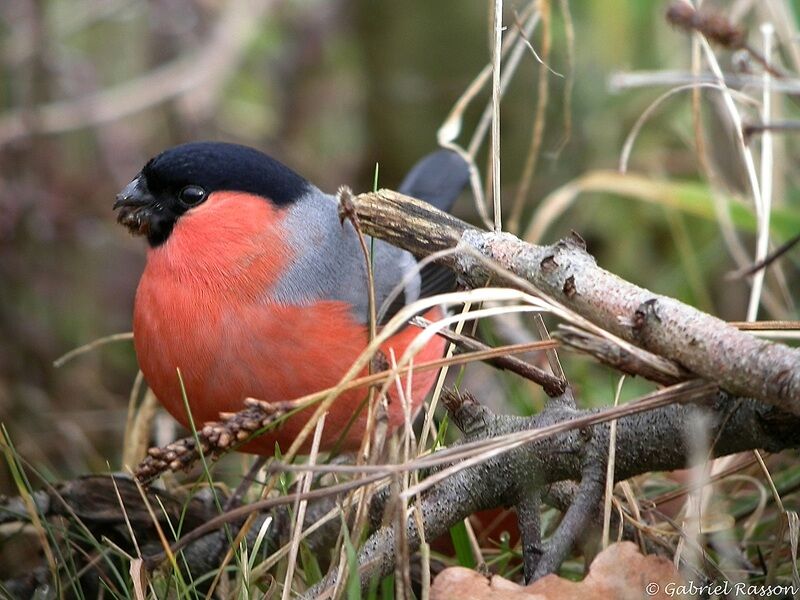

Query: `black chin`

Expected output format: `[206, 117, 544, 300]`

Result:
[114, 176, 178, 247]
[145, 214, 176, 246]
[115, 206, 175, 247]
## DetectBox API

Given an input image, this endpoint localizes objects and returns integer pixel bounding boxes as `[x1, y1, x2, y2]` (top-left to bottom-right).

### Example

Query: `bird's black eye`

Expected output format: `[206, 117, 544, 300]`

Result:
[178, 185, 206, 206]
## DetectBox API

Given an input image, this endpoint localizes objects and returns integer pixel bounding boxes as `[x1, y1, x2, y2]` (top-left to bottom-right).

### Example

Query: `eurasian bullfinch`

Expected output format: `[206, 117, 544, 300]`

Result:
[114, 142, 469, 453]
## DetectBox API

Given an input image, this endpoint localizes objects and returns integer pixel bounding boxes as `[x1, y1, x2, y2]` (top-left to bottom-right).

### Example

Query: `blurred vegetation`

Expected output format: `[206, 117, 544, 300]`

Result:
[0, 0, 798, 516]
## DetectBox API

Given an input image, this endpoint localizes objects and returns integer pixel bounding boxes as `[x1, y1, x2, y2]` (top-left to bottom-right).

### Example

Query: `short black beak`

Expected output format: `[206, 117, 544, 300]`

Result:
[114, 175, 152, 210]
[114, 175, 157, 236]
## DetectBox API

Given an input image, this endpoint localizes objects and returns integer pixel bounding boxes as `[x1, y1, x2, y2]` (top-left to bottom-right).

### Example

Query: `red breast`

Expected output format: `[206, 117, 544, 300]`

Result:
[134, 191, 445, 452]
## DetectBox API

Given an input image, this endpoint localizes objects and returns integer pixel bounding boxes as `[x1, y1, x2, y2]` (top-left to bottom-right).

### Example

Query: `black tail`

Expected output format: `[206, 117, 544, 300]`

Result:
[397, 149, 469, 302]
[397, 149, 470, 213]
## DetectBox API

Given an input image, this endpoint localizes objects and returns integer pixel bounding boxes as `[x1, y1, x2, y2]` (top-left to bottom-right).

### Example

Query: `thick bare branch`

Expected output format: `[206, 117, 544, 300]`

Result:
[305, 387, 800, 597]
[350, 189, 800, 413]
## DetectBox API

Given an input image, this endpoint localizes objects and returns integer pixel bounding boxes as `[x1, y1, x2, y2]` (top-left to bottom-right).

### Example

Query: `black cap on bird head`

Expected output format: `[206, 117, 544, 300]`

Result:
[113, 141, 311, 246]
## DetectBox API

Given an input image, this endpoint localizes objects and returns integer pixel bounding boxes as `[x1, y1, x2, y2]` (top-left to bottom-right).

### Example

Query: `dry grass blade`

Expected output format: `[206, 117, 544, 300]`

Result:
[438, 3, 539, 227]
[508, 0, 553, 234]
[747, 23, 776, 322]
[417, 300, 473, 454]
[53, 331, 134, 368]
[129, 476, 180, 574]
[601, 376, 625, 549]
[129, 558, 148, 600]
[490, 0, 503, 232]
[151, 472, 391, 565]
[123, 386, 159, 470]
[281, 415, 326, 600]
[619, 83, 756, 174]
[730, 320, 800, 330]
[675, 410, 712, 576]
[551, 0, 575, 158]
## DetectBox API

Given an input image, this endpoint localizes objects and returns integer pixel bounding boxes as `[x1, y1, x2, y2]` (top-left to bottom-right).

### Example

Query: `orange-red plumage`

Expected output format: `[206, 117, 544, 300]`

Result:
[133, 191, 445, 452]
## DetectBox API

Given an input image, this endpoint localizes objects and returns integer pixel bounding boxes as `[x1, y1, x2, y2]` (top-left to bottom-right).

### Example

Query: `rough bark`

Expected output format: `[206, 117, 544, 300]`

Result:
[350, 189, 800, 412]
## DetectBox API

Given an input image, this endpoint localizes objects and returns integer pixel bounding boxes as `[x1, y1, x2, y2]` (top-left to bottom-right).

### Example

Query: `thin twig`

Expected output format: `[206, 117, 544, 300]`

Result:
[411, 316, 566, 396]
[53, 332, 134, 368]
[726, 232, 800, 279]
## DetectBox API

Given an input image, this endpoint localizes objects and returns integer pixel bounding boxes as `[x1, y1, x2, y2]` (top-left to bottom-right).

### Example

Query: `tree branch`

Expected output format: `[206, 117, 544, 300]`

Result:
[350, 189, 800, 413]
[531, 459, 605, 580]
[305, 387, 800, 597]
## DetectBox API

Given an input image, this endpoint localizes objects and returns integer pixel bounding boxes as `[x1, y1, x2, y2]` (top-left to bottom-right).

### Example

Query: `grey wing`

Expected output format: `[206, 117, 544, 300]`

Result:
[267, 187, 418, 324]
[378, 149, 470, 322]
[268, 150, 469, 325]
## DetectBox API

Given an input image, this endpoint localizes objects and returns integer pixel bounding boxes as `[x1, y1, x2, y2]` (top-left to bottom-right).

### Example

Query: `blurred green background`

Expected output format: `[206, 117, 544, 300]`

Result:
[1, 0, 798, 489]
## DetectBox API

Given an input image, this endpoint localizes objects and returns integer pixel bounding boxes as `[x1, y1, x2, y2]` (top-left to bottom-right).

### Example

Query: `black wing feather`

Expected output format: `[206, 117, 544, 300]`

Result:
[379, 149, 469, 323]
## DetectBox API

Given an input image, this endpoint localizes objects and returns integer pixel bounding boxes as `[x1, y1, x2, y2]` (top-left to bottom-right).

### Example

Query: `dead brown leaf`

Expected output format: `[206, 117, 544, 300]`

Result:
[431, 541, 684, 600]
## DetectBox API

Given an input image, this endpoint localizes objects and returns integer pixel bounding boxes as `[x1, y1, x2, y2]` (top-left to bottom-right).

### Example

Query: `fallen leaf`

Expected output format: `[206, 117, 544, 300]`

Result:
[431, 567, 547, 600]
[431, 541, 684, 600]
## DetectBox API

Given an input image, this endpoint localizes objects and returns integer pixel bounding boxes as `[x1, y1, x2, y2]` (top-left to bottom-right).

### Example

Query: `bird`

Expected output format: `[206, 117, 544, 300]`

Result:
[114, 141, 469, 454]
